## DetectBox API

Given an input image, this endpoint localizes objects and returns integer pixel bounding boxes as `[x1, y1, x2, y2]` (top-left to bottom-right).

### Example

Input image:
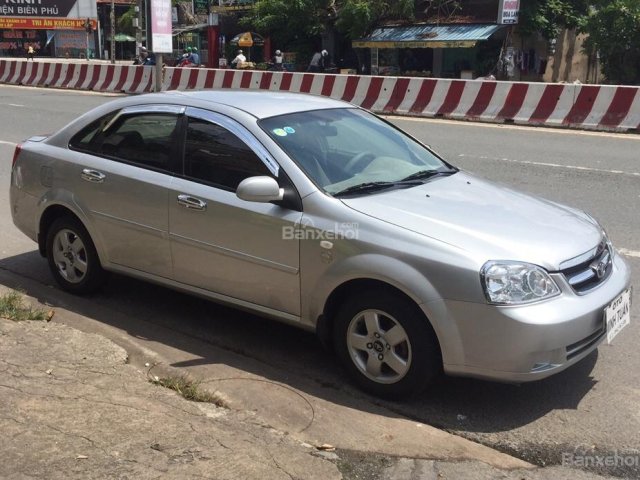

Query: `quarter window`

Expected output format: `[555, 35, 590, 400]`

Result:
[69, 113, 116, 153]
[184, 117, 272, 191]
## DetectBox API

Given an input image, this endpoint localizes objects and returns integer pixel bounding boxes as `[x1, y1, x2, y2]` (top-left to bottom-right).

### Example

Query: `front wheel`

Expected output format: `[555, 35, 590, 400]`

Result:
[46, 216, 107, 294]
[333, 290, 441, 399]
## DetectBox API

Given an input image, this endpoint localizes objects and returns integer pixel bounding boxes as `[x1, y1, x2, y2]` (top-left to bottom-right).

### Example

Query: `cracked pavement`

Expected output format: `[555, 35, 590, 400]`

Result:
[0, 317, 342, 480]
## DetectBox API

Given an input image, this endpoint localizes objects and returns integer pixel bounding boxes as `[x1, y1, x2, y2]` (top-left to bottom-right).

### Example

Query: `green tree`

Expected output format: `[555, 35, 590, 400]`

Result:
[583, 0, 640, 84]
[336, 0, 414, 39]
[240, 0, 328, 48]
[117, 6, 137, 36]
[241, 0, 414, 47]
[518, 0, 590, 39]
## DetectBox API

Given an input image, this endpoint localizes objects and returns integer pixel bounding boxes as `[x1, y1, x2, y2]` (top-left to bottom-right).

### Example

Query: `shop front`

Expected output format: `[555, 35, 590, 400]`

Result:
[353, 23, 506, 79]
[0, 0, 97, 58]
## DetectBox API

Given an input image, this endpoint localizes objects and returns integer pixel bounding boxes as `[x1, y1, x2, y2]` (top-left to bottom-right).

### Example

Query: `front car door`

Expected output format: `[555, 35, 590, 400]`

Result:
[168, 107, 302, 316]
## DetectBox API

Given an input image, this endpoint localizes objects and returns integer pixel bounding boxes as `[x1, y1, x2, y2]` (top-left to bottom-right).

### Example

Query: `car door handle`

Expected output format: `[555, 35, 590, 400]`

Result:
[81, 169, 106, 183]
[177, 194, 207, 211]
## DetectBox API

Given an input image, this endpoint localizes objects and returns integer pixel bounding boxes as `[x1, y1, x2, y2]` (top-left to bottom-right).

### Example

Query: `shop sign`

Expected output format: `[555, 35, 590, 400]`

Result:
[498, 0, 520, 24]
[211, 0, 255, 12]
[193, 0, 208, 16]
[0, 17, 96, 30]
[352, 40, 477, 49]
[0, 0, 95, 18]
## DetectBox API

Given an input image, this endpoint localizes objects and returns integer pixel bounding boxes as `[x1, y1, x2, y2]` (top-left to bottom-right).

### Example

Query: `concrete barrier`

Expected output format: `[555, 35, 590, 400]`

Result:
[0, 60, 153, 93]
[1, 59, 639, 132]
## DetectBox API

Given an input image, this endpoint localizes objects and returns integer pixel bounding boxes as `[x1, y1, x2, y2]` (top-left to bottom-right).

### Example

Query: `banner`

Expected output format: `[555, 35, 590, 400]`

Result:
[0, 17, 97, 30]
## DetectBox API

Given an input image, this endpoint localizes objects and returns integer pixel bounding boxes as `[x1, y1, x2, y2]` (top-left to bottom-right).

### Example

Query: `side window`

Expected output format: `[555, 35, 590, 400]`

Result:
[184, 117, 272, 191]
[99, 113, 180, 170]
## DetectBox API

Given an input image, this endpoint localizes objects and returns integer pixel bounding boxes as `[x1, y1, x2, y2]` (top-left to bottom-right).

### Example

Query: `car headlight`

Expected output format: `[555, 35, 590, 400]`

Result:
[480, 261, 560, 305]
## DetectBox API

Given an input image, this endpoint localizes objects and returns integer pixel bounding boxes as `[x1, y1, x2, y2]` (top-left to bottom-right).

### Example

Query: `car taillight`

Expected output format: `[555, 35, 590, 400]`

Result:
[12, 144, 22, 169]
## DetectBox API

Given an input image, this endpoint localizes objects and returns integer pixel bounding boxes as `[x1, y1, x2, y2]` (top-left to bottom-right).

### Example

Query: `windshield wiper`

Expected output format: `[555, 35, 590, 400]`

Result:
[333, 180, 422, 197]
[399, 169, 457, 182]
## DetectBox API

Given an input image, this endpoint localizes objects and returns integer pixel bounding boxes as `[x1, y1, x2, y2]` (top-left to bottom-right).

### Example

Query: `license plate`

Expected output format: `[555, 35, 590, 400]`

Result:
[606, 289, 631, 344]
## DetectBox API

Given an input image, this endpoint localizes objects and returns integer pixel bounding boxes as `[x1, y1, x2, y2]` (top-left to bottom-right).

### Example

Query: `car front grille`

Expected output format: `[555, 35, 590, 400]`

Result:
[559, 239, 613, 294]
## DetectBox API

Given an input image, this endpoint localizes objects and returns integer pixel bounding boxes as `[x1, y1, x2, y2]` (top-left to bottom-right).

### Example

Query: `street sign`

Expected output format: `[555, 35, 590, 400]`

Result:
[149, 0, 172, 53]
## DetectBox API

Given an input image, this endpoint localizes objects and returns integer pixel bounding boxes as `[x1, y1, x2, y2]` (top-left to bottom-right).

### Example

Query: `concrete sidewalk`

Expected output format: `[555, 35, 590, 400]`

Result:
[0, 286, 617, 479]
[0, 317, 343, 479]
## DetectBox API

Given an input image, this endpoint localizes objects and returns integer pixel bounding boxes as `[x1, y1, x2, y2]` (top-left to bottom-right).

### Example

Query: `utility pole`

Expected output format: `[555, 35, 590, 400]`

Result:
[110, 0, 116, 63]
[84, 18, 91, 61]
[135, 0, 143, 58]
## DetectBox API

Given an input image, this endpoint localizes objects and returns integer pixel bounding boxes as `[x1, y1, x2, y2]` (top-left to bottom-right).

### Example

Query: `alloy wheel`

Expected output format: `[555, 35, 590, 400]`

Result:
[51, 228, 88, 284]
[346, 309, 412, 384]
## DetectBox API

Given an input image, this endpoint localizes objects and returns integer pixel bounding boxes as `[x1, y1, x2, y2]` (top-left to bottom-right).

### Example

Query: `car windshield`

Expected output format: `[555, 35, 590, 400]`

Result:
[259, 108, 454, 196]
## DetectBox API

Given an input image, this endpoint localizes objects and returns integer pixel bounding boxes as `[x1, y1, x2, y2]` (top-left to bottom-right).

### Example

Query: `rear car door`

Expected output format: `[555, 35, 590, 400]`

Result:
[168, 107, 302, 316]
[68, 105, 182, 278]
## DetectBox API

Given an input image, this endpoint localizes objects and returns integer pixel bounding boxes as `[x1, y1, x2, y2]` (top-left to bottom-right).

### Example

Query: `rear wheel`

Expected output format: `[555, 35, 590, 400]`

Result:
[333, 290, 441, 399]
[46, 216, 107, 294]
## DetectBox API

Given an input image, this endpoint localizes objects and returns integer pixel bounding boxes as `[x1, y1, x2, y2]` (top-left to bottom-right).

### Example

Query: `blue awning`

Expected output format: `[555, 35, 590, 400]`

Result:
[353, 24, 505, 49]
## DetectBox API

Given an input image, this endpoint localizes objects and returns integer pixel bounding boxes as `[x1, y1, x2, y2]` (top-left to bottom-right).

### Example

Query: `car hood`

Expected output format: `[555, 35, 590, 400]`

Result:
[341, 172, 602, 271]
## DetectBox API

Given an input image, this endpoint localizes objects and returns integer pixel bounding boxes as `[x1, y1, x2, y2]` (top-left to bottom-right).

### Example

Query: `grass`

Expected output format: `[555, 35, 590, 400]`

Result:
[150, 374, 227, 407]
[0, 290, 49, 322]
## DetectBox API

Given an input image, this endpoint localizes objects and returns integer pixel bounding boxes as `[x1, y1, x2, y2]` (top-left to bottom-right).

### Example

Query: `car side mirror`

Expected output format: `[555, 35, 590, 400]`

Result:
[236, 176, 284, 203]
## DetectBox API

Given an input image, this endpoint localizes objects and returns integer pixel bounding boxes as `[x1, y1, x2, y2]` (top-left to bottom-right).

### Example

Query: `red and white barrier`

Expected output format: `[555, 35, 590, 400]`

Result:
[1, 59, 639, 132]
[161, 67, 640, 132]
[0, 60, 153, 93]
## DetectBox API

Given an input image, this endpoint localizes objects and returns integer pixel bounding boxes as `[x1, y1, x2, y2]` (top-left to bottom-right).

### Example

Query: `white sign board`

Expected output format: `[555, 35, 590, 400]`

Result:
[498, 0, 520, 25]
[150, 0, 172, 53]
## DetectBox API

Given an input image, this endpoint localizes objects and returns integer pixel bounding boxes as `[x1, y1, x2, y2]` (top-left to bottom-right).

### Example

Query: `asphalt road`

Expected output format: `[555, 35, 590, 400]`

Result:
[1, 85, 639, 478]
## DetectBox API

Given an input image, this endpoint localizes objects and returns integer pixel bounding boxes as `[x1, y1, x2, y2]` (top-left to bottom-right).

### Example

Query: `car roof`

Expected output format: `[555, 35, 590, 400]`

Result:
[160, 90, 352, 119]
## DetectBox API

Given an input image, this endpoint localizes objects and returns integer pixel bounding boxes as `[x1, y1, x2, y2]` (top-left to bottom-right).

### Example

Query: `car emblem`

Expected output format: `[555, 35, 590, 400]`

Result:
[590, 259, 608, 279]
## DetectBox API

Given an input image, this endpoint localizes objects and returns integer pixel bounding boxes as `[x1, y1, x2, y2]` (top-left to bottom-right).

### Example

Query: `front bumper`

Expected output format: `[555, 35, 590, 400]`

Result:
[425, 253, 632, 383]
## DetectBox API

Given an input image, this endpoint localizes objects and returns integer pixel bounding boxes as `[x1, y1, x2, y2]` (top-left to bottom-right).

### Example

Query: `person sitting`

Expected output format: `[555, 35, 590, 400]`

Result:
[177, 47, 193, 67]
[134, 46, 155, 66]
[190, 47, 200, 67]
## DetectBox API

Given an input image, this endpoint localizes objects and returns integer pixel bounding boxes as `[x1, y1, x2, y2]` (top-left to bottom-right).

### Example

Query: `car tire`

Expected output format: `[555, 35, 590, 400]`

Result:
[46, 216, 107, 294]
[333, 289, 441, 399]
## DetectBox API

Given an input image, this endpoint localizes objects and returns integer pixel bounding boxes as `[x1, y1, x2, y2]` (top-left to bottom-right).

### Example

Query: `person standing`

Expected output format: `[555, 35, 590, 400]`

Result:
[231, 49, 246, 68]
[320, 49, 329, 72]
[27, 45, 35, 61]
[272, 49, 284, 71]
[308, 50, 322, 72]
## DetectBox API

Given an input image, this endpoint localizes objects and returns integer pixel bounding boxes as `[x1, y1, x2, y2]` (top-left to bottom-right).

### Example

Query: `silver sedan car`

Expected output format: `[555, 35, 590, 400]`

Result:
[10, 91, 632, 398]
